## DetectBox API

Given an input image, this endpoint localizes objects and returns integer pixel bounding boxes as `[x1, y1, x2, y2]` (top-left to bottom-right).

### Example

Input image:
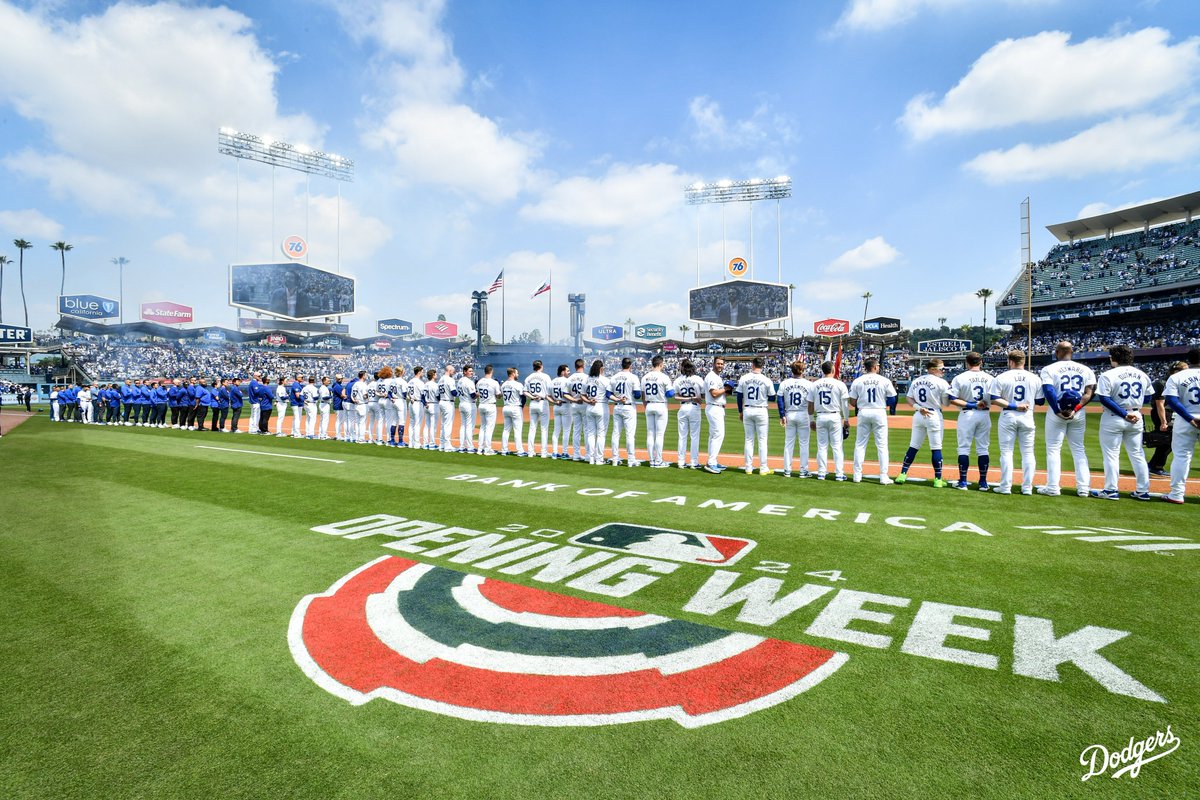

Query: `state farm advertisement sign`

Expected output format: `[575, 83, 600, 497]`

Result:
[813, 318, 850, 336]
[424, 321, 459, 339]
[141, 301, 193, 325]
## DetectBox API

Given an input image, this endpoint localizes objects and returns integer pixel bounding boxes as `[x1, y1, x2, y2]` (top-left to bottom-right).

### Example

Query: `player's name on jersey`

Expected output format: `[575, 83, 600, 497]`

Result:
[445, 472, 993, 536]
[308, 513, 1165, 704]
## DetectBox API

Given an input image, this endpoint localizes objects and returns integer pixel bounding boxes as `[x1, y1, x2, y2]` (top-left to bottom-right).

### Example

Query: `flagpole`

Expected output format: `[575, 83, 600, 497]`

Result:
[548, 267, 552, 343]
[502, 279, 506, 344]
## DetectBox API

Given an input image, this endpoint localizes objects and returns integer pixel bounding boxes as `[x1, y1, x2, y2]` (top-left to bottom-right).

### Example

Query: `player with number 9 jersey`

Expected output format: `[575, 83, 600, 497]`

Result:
[988, 351, 1043, 495]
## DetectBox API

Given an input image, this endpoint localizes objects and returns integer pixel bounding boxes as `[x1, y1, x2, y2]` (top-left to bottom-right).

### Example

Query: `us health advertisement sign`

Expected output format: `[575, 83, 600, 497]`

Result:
[141, 301, 193, 325]
[863, 316, 901, 334]
[59, 294, 119, 320]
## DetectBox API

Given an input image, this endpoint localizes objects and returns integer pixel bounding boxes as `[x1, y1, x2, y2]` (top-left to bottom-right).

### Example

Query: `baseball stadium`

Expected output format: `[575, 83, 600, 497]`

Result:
[1, 2, 1198, 799]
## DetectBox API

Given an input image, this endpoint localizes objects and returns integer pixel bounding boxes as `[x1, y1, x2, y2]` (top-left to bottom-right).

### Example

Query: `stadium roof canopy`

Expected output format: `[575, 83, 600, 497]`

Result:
[1046, 190, 1200, 242]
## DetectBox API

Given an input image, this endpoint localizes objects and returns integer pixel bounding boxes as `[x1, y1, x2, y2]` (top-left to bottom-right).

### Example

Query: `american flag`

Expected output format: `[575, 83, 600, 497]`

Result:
[487, 270, 504, 294]
[531, 280, 551, 299]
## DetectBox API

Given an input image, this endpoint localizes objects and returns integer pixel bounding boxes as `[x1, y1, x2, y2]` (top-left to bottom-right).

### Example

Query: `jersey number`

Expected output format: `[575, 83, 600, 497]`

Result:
[1058, 375, 1084, 392]
[819, 390, 832, 406]
[866, 387, 877, 404]
[1014, 385, 1026, 402]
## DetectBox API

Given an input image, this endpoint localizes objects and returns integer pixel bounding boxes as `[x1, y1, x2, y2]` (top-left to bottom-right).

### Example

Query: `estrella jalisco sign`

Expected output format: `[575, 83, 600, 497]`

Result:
[59, 294, 120, 320]
[918, 338, 973, 355]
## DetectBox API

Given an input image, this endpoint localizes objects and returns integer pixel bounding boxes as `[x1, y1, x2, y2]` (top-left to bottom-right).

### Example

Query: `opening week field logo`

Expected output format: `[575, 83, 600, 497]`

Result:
[290, 556, 846, 727]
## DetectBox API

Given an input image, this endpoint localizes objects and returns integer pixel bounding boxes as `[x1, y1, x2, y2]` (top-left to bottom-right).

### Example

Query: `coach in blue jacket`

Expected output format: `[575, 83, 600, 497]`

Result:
[151, 381, 169, 427]
[255, 376, 274, 434]
[246, 372, 264, 434]
[228, 378, 244, 433]
[119, 380, 134, 424]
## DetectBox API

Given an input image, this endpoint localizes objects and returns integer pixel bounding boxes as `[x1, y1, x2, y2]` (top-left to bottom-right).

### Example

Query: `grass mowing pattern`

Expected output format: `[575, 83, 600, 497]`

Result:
[1, 415, 1196, 799]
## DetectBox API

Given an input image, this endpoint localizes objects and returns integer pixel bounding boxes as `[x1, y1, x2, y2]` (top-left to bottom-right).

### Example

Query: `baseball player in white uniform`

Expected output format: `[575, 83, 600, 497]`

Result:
[608, 358, 641, 467]
[524, 361, 552, 458]
[475, 365, 500, 455]
[1038, 341, 1096, 497]
[407, 368, 425, 449]
[423, 370, 440, 450]
[365, 372, 381, 444]
[583, 360, 611, 465]
[947, 352, 994, 490]
[673, 359, 705, 468]
[895, 359, 951, 487]
[1093, 344, 1153, 500]
[565, 360, 589, 461]
[643, 356, 674, 468]
[248, 372, 262, 434]
[550, 365, 570, 458]
[777, 361, 813, 478]
[78, 385, 94, 424]
[500, 367, 526, 456]
[391, 366, 409, 446]
[808, 360, 849, 480]
[736, 357, 775, 475]
[848, 357, 896, 484]
[302, 377, 319, 440]
[317, 377, 332, 440]
[438, 366, 458, 452]
[458, 365, 477, 453]
[1162, 347, 1200, 504]
[378, 367, 397, 445]
[274, 379, 289, 436]
[351, 371, 370, 444]
[703, 357, 730, 474]
[989, 350, 1043, 495]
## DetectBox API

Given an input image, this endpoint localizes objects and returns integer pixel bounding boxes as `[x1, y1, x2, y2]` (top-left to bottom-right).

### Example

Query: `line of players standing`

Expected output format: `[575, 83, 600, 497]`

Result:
[45, 344, 1200, 503]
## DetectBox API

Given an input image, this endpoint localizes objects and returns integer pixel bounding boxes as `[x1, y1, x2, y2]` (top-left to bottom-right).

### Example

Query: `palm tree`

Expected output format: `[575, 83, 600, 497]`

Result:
[0, 254, 8, 324]
[13, 239, 32, 326]
[678, 323, 689, 341]
[937, 316, 947, 331]
[51, 241, 73, 297]
[624, 317, 635, 340]
[976, 288, 994, 329]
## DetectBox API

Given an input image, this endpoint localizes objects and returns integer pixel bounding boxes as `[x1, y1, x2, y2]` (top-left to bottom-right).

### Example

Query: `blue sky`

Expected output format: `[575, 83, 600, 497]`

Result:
[2, 0, 1200, 339]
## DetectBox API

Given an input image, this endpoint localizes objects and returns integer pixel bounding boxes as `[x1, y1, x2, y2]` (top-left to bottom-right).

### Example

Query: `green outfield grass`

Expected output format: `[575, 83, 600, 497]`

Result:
[1, 415, 1196, 799]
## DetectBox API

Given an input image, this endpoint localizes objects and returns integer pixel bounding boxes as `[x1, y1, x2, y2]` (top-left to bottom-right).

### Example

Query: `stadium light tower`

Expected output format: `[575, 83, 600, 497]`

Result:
[685, 176, 792, 284]
[217, 128, 355, 271]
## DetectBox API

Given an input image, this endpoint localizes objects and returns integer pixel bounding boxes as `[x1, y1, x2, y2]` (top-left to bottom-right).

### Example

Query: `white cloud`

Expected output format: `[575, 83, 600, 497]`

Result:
[834, 0, 1053, 34]
[0, 208, 63, 240]
[521, 163, 694, 228]
[1076, 195, 1167, 219]
[154, 233, 213, 263]
[341, 0, 539, 203]
[367, 103, 539, 202]
[0, 2, 319, 213]
[688, 96, 794, 150]
[964, 113, 1200, 183]
[901, 28, 1200, 140]
[825, 236, 900, 272]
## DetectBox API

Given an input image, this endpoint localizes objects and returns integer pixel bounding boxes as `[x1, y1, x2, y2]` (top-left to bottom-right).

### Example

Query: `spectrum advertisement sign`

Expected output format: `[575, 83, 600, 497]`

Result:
[378, 318, 414, 336]
[141, 301, 193, 325]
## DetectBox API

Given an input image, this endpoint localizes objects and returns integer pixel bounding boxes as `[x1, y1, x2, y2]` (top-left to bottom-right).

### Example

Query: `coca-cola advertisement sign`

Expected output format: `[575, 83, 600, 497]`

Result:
[813, 318, 850, 336]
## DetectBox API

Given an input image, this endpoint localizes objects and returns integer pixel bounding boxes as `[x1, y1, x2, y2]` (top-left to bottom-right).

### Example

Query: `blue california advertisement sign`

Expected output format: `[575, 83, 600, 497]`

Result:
[59, 294, 120, 320]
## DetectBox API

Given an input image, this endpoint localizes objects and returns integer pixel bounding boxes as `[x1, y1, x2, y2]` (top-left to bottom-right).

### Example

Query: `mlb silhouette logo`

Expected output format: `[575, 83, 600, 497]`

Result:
[570, 523, 756, 566]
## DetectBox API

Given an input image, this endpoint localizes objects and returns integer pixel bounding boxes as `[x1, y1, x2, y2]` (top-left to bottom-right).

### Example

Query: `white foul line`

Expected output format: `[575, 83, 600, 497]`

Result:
[194, 445, 344, 464]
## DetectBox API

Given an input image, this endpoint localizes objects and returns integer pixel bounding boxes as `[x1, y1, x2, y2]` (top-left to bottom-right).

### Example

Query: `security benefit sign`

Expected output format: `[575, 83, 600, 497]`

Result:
[918, 338, 973, 355]
[0, 323, 33, 345]
[635, 323, 667, 340]
[59, 294, 119, 320]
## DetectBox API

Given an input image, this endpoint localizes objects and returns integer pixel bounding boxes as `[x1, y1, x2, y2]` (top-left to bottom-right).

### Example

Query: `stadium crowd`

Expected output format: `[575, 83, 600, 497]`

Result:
[985, 319, 1200, 365]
